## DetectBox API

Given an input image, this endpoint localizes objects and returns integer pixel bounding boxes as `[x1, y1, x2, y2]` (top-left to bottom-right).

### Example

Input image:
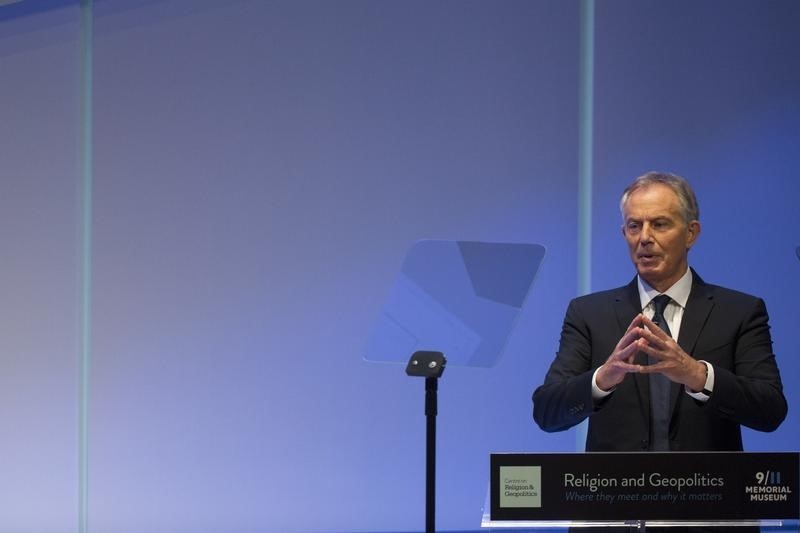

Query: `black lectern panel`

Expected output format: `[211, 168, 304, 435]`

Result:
[488, 452, 798, 525]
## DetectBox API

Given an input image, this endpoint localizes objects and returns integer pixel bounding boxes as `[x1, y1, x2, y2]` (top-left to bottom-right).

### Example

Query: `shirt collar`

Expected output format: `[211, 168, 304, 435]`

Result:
[637, 267, 693, 310]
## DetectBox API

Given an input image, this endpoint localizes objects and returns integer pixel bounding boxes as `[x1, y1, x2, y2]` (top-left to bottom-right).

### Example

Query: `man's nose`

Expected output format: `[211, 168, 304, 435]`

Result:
[639, 223, 653, 242]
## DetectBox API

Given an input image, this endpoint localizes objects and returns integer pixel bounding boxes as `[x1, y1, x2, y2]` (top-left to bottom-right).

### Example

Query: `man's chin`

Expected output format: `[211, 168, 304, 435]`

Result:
[635, 265, 663, 283]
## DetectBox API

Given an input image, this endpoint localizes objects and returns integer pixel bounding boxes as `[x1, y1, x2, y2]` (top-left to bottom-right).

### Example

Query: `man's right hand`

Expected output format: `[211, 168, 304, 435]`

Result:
[595, 314, 646, 391]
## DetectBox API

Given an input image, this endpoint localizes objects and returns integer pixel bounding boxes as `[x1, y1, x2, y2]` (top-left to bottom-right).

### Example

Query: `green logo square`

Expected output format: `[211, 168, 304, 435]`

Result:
[500, 465, 541, 508]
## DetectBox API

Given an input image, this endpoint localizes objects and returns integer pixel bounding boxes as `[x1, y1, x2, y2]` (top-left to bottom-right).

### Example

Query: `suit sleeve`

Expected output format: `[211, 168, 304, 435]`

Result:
[704, 297, 787, 432]
[532, 298, 599, 432]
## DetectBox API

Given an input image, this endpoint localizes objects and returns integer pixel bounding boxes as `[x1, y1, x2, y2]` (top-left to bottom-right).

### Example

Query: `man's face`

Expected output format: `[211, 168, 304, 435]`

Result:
[621, 184, 700, 292]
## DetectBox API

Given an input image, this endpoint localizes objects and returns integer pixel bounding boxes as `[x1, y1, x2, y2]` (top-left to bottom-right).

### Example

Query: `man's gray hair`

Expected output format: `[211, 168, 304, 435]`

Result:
[620, 171, 700, 223]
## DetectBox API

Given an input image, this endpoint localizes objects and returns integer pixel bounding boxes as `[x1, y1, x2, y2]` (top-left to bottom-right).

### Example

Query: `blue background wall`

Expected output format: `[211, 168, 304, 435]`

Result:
[0, 1, 797, 532]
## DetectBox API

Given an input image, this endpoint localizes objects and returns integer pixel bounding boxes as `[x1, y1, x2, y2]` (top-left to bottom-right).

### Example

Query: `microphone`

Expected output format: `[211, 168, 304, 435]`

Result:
[797, 246, 800, 261]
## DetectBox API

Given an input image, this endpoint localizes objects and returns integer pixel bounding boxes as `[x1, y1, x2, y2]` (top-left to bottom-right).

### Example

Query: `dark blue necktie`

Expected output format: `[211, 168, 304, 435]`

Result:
[649, 294, 672, 451]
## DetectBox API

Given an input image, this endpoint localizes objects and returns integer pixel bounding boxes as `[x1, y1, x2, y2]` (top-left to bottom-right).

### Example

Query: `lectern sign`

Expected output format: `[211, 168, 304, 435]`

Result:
[490, 452, 799, 522]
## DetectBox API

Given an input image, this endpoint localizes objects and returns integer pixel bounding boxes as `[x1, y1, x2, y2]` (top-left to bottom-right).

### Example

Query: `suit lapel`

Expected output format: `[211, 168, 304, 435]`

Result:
[613, 277, 642, 332]
[670, 271, 715, 412]
[613, 277, 651, 424]
[677, 272, 715, 357]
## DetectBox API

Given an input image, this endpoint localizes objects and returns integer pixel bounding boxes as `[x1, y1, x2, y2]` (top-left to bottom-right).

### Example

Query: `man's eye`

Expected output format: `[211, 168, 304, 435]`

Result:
[626, 223, 641, 232]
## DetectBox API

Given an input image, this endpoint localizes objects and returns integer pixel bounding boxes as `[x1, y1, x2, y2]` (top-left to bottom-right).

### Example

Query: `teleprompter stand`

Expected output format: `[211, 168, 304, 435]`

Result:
[363, 241, 546, 532]
[406, 350, 446, 533]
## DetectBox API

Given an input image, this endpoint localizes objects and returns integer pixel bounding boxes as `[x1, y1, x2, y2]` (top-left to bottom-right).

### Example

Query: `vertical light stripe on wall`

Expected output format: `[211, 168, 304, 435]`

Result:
[78, 0, 93, 531]
[578, 0, 594, 297]
[576, 0, 595, 451]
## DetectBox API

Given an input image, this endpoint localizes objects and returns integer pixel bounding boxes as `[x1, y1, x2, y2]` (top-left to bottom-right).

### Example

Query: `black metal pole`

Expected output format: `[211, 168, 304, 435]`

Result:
[425, 376, 438, 533]
[406, 351, 445, 533]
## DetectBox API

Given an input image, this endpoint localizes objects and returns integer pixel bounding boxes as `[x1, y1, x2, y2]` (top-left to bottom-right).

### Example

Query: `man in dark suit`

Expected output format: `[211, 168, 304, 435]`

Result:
[533, 171, 787, 452]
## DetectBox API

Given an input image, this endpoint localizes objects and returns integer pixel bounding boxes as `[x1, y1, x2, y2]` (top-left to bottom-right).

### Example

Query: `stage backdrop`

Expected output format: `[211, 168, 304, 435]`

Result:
[0, 1, 797, 532]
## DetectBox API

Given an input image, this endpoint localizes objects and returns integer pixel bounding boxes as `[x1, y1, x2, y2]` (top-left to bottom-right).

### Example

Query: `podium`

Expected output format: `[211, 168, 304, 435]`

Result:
[483, 452, 799, 530]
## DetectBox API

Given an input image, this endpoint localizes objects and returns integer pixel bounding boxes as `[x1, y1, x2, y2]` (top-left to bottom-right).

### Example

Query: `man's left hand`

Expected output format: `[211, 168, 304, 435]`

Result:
[636, 314, 707, 391]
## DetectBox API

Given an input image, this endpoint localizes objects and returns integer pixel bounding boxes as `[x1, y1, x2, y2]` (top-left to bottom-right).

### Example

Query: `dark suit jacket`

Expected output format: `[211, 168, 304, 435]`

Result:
[532, 270, 787, 451]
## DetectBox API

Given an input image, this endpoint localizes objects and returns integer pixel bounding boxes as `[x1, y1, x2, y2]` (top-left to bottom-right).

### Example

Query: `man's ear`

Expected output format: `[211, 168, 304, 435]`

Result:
[686, 220, 701, 249]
